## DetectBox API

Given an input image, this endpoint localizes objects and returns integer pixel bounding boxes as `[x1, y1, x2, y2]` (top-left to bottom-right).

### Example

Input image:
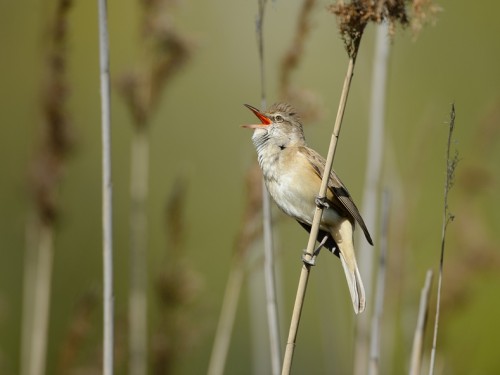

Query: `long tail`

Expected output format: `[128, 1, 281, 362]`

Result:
[332, 219, 365, 314]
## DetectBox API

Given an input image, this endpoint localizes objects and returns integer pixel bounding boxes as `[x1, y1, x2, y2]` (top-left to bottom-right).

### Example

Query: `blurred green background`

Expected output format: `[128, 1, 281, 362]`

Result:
[1, 0, 499, 374]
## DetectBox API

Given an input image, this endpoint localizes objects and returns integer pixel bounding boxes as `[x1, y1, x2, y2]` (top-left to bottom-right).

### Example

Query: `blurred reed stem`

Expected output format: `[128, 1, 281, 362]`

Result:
[151, 177, 200, 374]
[409, 270, 433, 375]
[97, 0, 114, 373]
[368, 190, 390, 375]
[28, 223, 54, 375]
[261, 180, 282, 375]
[207, 258, 246, 375]
[255, 0, 282, 373]
[208, 164, 264, 375]
[129, 127, 149, 375]
[20, 215, 37, 375]
[354, 21, 390, 375]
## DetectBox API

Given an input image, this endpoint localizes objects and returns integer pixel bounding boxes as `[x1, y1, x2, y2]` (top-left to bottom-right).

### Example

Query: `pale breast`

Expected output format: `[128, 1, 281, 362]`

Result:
[261, 148, 316, 224]
[262, 147, 343, 228]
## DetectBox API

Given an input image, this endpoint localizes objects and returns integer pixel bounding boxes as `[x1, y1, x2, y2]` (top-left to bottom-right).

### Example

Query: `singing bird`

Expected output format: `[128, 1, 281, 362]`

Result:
[242, 102, 373, 314]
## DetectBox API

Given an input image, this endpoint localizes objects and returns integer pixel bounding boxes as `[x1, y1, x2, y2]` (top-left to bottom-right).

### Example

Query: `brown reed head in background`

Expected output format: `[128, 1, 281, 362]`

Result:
[118, 0, 195, 128]
[31, 0, 75, 225]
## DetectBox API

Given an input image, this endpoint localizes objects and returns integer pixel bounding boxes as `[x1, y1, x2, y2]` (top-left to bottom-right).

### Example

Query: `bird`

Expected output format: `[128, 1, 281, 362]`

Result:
[242, 102, 373, 314]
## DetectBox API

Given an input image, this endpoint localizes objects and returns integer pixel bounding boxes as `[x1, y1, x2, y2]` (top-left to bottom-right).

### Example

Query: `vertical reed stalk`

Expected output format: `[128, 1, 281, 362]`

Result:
[97, 0, 114, 373]
[262, 178, 281, 375]
[28, 224, 54, 375]
[207, 260, 246, 375]
[256, 0, 282, 373]
[429, 104, 457, 375]
[20, 216, 37, 375]
[354, 21, 390, 375]
[129, 127, 149, 375]
[368, 190, 390, 375]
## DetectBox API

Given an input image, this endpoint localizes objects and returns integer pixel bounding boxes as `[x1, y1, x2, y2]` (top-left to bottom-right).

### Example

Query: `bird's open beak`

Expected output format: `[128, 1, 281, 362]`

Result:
[242, 104, 272, 129]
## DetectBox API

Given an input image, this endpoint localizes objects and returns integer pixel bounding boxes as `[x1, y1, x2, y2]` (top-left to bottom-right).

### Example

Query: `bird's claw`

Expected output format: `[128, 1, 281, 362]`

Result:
[301, 251, 316, 266]
[315, 196, 330, 209]
[301, 235, 329, 266]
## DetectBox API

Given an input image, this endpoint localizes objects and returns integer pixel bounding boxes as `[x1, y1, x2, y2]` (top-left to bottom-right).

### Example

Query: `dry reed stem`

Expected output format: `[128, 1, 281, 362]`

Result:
[282, 54, 357, 375]
[368, 190, 391, 375]
[409, 270, 433, 375]
[281, 4, 371, 370]
[429, 104, 458, 375]
[97, 0, 114, 373]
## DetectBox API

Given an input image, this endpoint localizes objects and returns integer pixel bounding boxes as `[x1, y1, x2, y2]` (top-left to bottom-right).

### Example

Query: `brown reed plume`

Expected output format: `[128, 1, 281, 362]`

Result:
[31, 0, 75, 227]
[280, 0, 316, 92]
[22, 2, 75, 375]
[279, 0, 324, 124]
[118, 0, 194, 128]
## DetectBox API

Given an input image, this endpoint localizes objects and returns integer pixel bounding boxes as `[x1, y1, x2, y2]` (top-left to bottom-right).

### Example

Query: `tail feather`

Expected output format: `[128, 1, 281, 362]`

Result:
[332, 219, 365, 314]
[339, 253, 365, 313]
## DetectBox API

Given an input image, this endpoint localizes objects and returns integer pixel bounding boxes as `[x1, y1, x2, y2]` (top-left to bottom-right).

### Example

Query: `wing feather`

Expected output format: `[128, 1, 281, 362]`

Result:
[298, 146, 373, 245]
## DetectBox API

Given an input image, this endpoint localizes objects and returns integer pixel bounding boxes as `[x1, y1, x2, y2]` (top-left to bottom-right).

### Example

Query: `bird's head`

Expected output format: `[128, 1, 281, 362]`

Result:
[242, 102, 305, 148]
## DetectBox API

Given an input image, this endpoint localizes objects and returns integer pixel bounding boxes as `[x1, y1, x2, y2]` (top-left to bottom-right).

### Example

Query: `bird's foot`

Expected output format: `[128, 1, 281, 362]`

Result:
[301, 235, 328, 266]
[315, 196, 330, 209]
[301, 250, 316, 266]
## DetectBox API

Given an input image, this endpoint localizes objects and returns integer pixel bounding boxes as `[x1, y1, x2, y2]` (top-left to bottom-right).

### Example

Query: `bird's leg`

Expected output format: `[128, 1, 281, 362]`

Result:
[302, 235, 329, 266]
[315, 196, 330, 210]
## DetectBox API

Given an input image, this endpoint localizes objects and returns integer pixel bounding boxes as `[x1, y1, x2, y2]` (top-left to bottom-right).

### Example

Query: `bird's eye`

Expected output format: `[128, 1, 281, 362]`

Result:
[275, 114, 284, 123]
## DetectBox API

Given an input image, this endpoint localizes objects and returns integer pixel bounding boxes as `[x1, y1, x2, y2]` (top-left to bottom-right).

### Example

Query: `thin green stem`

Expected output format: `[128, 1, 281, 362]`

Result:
[429, 104, 457, 375]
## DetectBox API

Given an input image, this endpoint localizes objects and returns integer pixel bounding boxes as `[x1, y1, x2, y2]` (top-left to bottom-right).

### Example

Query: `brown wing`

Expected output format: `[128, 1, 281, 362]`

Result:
[298, 146, 374, 245]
